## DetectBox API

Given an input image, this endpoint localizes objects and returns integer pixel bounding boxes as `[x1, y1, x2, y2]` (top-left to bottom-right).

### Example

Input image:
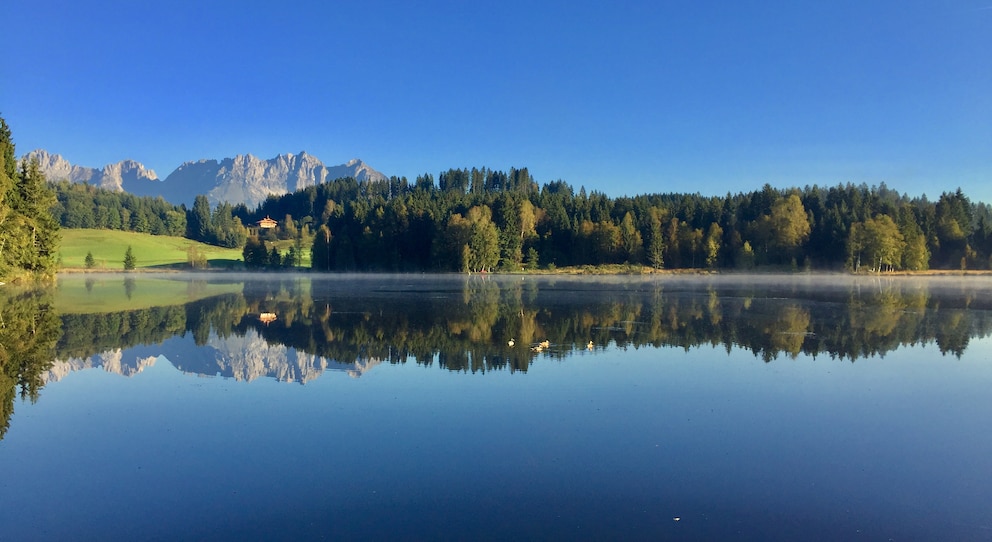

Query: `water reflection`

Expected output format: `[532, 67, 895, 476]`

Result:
[4, 274, 992, 440]
[47, 274, 992, 378]
[0, 288, 59, 439]
[5, 274, 992, 541]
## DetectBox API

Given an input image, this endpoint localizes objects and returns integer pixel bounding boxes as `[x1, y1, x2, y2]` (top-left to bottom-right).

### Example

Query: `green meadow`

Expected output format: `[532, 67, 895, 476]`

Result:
[59, 229, 244, 270]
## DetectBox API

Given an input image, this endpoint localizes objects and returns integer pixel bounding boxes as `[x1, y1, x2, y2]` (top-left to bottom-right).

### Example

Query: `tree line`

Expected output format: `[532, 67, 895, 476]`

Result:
[52, 183, 249, 249]
[235, 169, 992, 272]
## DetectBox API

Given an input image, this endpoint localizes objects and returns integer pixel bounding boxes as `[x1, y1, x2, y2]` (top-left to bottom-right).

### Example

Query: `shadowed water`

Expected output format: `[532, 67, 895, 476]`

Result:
[1, 273, 991, 540]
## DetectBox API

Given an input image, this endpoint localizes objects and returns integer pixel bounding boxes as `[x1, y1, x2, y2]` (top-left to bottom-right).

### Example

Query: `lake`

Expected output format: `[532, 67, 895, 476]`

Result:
[1, 273, 991, 541]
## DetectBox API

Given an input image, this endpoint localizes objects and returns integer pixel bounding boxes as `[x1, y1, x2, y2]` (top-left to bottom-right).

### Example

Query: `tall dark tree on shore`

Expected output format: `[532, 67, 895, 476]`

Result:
[0, 118, 14, 277]
[188, 195, 211, 241]
[0, 115, 61, 281]
[242, 235, 268, 269]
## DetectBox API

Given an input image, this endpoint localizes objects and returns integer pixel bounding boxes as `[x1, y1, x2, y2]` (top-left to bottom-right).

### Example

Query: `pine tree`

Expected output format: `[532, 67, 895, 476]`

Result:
[123, 246, 136, 270]
[188, 195, 212, 242]
[619, 211, 643, 263]
[268, 246, 282, 268]
[645, 208, 665, 269]
[242, 236, 268, 269]
[0, 117, 15, 279]
[310, 225, 332, 270]
[0, 115, 61, 281]
[16, 159, 60, 275]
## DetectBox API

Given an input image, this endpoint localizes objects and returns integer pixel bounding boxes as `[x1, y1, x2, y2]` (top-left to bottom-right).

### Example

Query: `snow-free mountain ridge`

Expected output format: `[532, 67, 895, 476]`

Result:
[24, 149, 161, 194]
[23, 150, 388, 209]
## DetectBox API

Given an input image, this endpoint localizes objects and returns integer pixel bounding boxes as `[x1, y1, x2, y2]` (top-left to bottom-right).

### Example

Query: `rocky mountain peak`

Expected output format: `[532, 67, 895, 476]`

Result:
[24, 149, 388, 208]
[23, 149, 160, 192]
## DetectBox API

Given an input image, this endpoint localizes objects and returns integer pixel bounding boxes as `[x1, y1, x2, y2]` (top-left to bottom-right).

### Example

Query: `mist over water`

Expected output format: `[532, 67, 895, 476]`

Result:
[2, 273, 991, 540]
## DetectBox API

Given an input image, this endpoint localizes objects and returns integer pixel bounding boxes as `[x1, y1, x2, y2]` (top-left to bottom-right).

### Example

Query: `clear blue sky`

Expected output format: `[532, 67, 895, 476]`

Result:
[3, 0, 990, 202]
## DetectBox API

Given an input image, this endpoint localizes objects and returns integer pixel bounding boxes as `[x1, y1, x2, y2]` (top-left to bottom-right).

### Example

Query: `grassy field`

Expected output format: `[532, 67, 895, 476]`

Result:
[59, 229, 312, 270]
[59, 229, 245, 270]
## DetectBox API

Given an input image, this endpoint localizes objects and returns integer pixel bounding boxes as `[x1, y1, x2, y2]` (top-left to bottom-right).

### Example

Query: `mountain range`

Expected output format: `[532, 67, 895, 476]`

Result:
[23, 149, 388, 209]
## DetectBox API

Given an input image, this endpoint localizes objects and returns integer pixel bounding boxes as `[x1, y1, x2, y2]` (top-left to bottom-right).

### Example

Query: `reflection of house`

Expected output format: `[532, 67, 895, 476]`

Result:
[259, 312, 277, 325]
[257, 216, 277, 229]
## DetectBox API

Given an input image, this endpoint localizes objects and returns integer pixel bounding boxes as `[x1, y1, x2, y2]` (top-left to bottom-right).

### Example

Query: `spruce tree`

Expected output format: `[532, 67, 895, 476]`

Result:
[16, 159, 60, 276]
[123, 246, 136, 270]
[0, 117, 15, 279]
[0, 115, 60, 281]
[188, 195, 212, 242]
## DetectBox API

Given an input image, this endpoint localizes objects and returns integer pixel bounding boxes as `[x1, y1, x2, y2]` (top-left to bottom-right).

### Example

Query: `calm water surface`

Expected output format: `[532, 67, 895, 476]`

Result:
[1, 273, 991, 541]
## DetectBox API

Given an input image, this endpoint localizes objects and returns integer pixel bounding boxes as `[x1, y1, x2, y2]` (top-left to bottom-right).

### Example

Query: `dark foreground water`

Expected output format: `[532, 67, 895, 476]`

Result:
[1, 273, 992, 541]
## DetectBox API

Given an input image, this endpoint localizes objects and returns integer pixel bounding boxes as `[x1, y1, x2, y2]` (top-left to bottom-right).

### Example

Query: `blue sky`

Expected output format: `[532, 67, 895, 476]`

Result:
[3, 0, 990, 202]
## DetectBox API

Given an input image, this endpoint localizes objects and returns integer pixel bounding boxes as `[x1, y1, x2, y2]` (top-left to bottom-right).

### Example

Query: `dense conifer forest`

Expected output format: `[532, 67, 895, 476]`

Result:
[235, 168, 992, 272]
[52, 183, 249, 250]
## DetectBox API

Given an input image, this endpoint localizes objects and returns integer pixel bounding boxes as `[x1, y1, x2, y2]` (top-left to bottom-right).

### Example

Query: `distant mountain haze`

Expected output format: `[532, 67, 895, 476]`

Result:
[23, 150, 387, 208]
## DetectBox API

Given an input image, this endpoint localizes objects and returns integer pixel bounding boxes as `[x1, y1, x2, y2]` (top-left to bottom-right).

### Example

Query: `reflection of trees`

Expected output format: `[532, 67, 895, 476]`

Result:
[123, 277, 136, 299]
[231, 277, 992, 372]
[43, 277, 992, 386]
[4, 277, 985, 443]
[186, 293, 250, 345]
[59, 304, 191, 360]
[0, 288, 61, 440]
[760, 305, 812, 360]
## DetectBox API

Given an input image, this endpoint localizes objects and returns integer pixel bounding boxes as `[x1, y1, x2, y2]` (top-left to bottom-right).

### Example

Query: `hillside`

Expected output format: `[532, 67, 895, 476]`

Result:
[59, 229, 244, 270]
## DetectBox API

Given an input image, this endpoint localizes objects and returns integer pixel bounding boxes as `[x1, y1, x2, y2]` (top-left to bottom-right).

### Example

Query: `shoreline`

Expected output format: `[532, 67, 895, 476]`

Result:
[51, 266, 992, 277]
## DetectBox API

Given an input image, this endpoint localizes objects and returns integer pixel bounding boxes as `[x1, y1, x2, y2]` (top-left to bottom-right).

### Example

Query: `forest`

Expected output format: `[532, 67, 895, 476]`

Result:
[236, 168, 992, 273]
[52, 183, 248, 250]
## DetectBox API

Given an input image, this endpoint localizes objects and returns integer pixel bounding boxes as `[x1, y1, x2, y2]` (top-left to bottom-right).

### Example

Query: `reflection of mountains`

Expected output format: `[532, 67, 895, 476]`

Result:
[47, 350, 159, 381]
[45, 276, 992, 386]
[47, 329, 382, 384]
[177, 329, 383, 382]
